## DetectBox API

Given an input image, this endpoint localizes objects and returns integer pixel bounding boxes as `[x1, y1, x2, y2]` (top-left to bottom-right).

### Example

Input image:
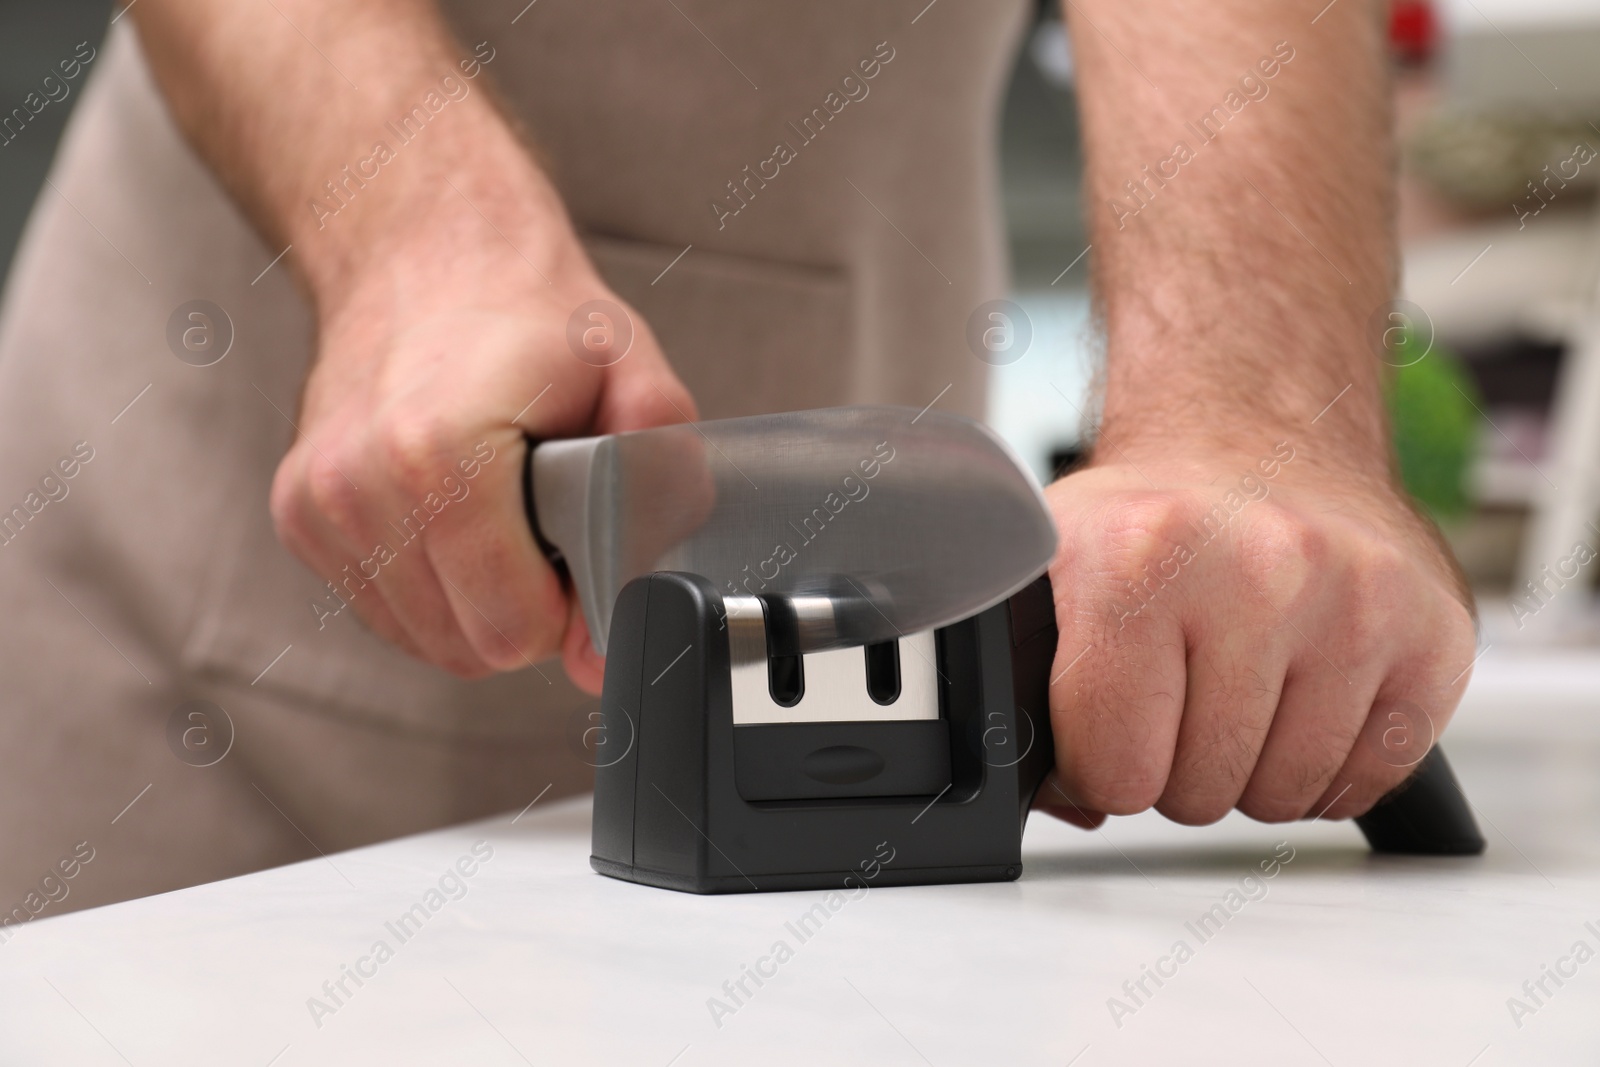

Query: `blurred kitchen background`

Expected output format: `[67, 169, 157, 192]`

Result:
[988, 0, 1600, 693]
[3, 0, 1598, 714]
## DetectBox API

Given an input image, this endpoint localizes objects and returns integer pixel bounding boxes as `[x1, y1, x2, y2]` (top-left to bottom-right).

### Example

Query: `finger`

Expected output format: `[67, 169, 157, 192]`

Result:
[1047, 501, 1191, 815]
[1310, 599, 1475, 819]
[593, 316, 700, 434]
[1236, 661, 1375, 823]
[425, 316, 693, 673]
[1220, 508, 1374, 822]
[347, 522, 500, 677]
[1032, 772, 1108, 829]
[1156, 629, 1285, 826]
[1310, 692, 1438, 820]
[314, 426, 503, 678]
[561, 597, 605, 696]
[270, 445, 425, 659]
[417, 432, 570, 672]
[305, 542, 426, 661]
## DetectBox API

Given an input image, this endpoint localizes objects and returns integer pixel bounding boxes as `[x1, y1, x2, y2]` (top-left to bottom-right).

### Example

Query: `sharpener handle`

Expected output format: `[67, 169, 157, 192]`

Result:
[1355, 747, 1485, 854]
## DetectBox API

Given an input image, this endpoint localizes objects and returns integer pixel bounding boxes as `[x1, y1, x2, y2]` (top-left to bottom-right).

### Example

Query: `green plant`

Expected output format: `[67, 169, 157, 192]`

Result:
[1385, 330, 1479, 521]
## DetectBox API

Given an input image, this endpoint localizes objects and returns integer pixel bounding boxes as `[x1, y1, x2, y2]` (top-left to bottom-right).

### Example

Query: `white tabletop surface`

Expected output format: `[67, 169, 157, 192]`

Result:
[4, 652, 1599, 1066]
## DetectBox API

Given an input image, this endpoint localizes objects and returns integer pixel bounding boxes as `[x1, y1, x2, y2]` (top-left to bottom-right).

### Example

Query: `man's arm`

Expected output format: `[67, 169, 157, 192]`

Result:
[132, 0, 695, 689]
[1040, 0, 1475, 826]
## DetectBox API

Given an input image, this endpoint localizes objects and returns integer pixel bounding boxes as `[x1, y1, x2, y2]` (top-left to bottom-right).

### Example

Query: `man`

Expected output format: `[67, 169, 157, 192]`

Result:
[0, 0, 1474, 916]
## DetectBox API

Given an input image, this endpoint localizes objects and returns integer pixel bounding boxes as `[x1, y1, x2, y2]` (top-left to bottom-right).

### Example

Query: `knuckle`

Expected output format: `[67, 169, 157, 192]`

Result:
[1090, 495, 1203, 599]
[303, 453, 363, 539]
[1353, 537, 1411, 590]
[1339, 542, 1444, 667]
[1100, 495, 1198, 558]
[1237, 506, 1323, 595]
[268, 462, 311, 551]
[378, 413, 454, 495]
[1344, 543, 1408, 622]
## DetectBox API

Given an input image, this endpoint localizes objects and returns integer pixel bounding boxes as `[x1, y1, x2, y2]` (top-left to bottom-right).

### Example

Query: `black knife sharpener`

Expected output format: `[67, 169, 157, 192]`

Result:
[589, 572, 1484, 894]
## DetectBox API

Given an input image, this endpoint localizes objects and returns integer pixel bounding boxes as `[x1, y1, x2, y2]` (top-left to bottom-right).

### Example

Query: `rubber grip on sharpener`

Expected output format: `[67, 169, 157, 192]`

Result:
[1355, 747, 1485, 855]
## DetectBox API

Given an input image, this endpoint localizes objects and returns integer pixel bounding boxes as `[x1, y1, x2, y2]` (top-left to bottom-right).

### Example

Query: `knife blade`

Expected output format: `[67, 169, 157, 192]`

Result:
[525, 405, 1058, 655]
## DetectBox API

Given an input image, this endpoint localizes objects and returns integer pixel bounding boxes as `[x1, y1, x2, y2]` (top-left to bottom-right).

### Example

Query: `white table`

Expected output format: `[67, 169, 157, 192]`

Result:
[4, 657, 1598, 1066]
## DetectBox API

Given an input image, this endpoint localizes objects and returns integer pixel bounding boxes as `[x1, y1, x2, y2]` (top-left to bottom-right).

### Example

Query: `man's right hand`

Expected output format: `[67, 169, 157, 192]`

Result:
[270, 232, 695, 693]
[131, 0, 697, 693]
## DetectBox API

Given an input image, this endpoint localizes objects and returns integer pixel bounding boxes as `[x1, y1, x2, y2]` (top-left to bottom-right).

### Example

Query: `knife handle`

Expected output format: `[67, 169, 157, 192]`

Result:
[1018, 576, 1484, 855]
[522, 439, 565, 569]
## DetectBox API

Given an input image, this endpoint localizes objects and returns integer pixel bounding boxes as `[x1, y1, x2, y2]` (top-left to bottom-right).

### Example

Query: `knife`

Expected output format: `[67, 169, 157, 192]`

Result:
[523, 405, 1059, 656]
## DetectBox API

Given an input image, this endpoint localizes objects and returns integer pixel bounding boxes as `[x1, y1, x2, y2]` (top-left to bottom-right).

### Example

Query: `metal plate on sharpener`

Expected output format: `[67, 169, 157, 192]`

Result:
[724, 596, 939, 724]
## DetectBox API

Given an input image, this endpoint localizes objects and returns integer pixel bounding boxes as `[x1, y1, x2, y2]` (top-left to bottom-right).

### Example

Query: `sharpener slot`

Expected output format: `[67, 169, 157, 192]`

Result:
[864, 641, 901, 705]
[725, 595, 946, 801]
[759, 595, 806, 707]
[724, 597, 938, 725]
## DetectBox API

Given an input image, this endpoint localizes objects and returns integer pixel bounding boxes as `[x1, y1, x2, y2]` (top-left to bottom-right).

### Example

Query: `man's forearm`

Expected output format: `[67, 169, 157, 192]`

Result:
[1066, 0, 1394, 470]
[132, 0, 575, 308]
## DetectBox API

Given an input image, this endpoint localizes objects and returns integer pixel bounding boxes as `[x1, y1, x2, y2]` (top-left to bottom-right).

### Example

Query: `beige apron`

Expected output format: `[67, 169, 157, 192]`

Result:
[0, 0, 1025, 914]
